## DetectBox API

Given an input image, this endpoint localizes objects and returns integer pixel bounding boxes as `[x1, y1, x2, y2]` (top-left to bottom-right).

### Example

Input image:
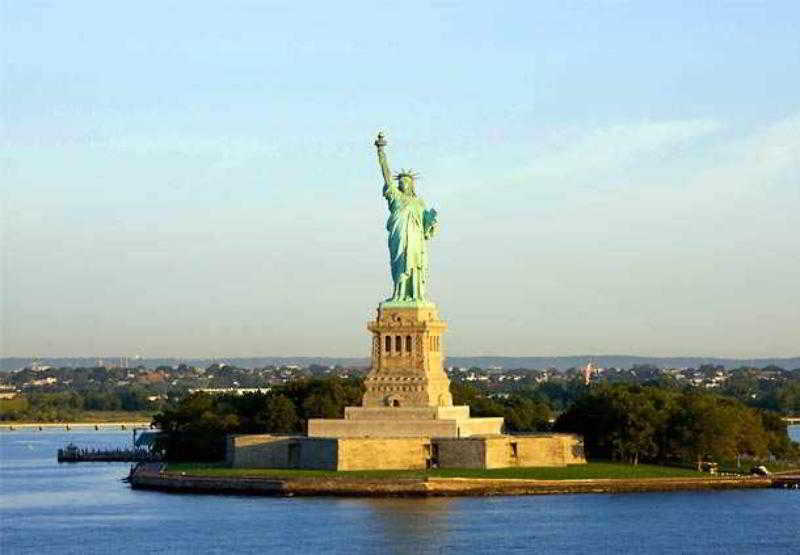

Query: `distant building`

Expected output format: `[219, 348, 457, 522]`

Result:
[28, 361, 52, 372]
[28, 377, 58, 386]
[0, 386, 18, 399]
[582, 362, 595, 385]
[188, 387, 271, 396]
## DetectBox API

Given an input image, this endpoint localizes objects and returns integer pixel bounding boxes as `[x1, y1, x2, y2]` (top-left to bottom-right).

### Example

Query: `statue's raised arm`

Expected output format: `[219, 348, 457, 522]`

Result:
[374, 132, 393, 191]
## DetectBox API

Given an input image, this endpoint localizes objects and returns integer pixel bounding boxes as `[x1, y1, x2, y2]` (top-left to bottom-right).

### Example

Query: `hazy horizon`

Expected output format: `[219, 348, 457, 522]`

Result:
[3, 354, 799, 375]
[4, 352, 799, 365]
[3, 3, 799, 358]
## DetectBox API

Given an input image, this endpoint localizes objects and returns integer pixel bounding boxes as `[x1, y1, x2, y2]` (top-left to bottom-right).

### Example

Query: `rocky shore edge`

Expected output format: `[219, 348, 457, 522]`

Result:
[128, 466, 779, 497]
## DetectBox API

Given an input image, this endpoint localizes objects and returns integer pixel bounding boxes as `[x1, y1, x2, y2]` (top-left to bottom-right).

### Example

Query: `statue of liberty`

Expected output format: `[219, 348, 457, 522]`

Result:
[374, 132, 438, 303]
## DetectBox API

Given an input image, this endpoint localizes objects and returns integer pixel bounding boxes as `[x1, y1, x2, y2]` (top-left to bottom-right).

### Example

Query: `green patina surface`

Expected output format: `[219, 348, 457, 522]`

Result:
[166, 462, 707, 481]
[375, 133, 438, 304]
[378, 299, 436, 309]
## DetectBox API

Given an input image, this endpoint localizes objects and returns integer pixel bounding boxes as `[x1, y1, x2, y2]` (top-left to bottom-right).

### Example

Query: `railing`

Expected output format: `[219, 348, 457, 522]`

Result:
[57, 444, 161, 463]
[2, 422, 153, 431]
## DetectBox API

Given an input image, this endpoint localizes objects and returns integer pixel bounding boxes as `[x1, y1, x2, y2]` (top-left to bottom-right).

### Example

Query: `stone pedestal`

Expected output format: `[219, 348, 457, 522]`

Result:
[307, 301, 503, 439]
[362, 302, 452, 408]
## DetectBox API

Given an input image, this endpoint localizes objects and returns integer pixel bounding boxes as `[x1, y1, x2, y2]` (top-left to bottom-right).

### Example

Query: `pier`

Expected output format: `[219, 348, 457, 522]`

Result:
[57, 443, 161, 463]
[1, 422, 153, 431]
[771, 475, 800, 489]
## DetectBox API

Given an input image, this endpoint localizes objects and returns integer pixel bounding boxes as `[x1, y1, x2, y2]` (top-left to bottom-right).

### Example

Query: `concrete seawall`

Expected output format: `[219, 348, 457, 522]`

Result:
[129, 469, 775, 497]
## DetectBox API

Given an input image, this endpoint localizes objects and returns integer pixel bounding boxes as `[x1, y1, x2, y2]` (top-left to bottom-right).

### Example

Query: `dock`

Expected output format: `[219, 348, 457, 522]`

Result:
[57, 443, 161, 463]
[771, 475, 800, 489]
[1, 422, 153, 431]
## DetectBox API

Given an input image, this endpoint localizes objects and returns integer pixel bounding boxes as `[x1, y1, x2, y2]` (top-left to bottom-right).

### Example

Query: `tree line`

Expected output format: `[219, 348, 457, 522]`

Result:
[153, 377, 364, 460]
[554, 383, 799, 467]
[152, 379, 555, 461]
[6, 374, 796, 468]
[0, 389, 156, 421]
[151, 378, 798, 465]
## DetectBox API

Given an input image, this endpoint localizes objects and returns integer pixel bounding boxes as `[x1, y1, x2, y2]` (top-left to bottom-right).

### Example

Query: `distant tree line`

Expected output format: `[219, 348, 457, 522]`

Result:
[0, 389, 157, 421]
[450, 383, 552, 432]
[452, 364, 800, 416]
[4, 363, 799, 420]
[719, 369, 800, 414]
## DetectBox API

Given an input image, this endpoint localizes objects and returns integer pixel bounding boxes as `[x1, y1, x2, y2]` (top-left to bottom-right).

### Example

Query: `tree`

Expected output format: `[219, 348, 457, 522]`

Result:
[264, 395, 299, 433]
[152, 377, 365, 461]
[502, 396, 551, 433]
[777, 382, 800, 415]
[554, 384, 786, 467]
[667, 395, 738, 468]
[761, 410, 800, 460]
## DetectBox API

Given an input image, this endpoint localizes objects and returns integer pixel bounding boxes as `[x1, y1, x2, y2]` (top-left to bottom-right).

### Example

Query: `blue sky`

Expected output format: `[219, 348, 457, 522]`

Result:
[2, 1, 799, 358]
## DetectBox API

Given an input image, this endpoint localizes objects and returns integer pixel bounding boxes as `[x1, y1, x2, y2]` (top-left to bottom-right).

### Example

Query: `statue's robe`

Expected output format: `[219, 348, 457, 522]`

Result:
[383, 184, 434, 300]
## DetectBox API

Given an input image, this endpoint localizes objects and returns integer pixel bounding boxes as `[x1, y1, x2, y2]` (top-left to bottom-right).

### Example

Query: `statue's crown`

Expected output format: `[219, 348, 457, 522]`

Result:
[394, 168, 420, 181]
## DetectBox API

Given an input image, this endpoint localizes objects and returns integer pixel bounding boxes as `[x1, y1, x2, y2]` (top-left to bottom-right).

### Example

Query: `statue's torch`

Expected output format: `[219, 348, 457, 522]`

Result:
[375, 132, 391, 186]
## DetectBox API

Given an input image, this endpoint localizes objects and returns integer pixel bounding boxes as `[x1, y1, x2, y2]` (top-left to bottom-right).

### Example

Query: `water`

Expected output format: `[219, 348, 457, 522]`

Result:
[1, 428, 799, 554]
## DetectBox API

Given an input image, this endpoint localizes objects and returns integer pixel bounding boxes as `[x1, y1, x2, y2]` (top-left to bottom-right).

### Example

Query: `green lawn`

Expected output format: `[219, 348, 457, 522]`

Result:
[166, 462, 707, 480]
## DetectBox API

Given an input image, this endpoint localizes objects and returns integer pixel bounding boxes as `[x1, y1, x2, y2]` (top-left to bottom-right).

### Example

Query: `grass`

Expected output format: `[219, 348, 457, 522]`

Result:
[166, 462, 707, 481]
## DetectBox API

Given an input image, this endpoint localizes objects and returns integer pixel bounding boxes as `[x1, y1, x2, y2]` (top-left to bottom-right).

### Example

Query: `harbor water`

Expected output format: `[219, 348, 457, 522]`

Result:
[1, 427, 798, 554]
